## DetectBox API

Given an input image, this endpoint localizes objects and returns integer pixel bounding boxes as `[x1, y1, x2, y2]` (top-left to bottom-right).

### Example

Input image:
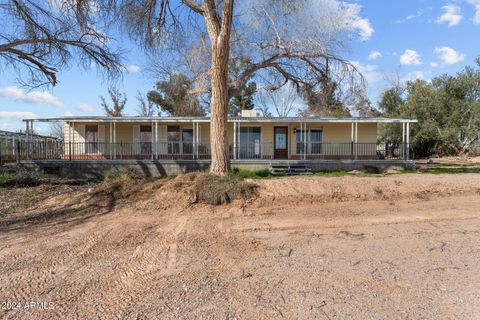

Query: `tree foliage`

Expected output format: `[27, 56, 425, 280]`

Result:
[100, 87, 127, 117]
[0, 0, 121, 87]
[136, 92, 155, 117]
[27, 0, 369, 174]
[147, 74, 205, 117]
[379, 58, 480, 157]
[228, 81, 257, 116]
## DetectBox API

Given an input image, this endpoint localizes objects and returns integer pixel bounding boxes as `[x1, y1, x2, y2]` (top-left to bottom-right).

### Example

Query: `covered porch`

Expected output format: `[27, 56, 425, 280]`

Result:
[20, 116, 416, 162]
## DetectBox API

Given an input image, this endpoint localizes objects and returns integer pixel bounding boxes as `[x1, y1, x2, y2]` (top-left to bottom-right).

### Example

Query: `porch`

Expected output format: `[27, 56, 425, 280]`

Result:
[19, 116, 416, 163]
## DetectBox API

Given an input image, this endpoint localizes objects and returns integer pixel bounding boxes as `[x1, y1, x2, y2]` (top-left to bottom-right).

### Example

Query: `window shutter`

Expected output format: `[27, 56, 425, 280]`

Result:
[158, 125, 167, 154]
[197, 125, 202, 145]
[77, 125, 85, 143]
[133, 125, 140, 155]
[77, 125, 85, 154]
[98, 125, 105, 142]
[98, 125, 105, 155]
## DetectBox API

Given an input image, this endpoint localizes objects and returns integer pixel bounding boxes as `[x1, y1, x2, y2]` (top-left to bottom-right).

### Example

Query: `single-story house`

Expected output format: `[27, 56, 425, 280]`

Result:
[20, 113, 417, 175]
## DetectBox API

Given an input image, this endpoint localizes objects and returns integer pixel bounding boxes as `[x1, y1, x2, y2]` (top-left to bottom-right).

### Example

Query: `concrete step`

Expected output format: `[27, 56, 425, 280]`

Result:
[269, 163, 312, 175]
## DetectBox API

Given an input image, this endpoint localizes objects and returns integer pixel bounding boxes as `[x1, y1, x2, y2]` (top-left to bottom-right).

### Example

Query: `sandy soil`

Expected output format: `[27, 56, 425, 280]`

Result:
[1, 174, 480, 319]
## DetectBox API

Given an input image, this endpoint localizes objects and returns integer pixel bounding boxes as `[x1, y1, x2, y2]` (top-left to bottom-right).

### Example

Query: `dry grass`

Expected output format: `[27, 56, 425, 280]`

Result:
[93, 171, 257, 207]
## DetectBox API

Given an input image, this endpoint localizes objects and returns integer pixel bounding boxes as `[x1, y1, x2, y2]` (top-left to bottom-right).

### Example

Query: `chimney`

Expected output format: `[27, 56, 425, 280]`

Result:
[241, 109, 257, 117]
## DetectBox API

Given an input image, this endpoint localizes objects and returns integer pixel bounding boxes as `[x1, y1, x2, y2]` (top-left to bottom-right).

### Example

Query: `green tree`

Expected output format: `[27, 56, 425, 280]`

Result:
[379, 58, 480, 157]
[228, 82, 257, 116]
[147, 74, 205, 117]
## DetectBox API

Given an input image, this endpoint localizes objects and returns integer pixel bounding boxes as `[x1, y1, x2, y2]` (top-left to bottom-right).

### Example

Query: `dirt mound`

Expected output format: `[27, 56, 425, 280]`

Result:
[253, 174, 480, 207]
[88, 172, 256, 212]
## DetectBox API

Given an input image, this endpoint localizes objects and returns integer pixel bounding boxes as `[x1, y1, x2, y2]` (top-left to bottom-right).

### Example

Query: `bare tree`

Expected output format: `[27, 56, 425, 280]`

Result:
[75, 0, 368, 174]
[0, 0, 122, 87]
[136, 92, 155, 116]
[257, 83, 302, 117]
[49, 122, 64, 138]
[101, 87, 127, 117]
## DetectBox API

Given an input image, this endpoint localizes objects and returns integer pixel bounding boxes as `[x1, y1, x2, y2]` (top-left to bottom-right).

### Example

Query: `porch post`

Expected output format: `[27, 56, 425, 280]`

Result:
[406, 122, 410, 160]
[155, 121, 158, 160]
[192, 121, 196, 160]
[109, 122, 113, 160]
[355, 122, 358, 160]
[233, 121, 237, 160]
[25, 121, 29, 160]
[197, 122, 200, 159]
[68, 121, 72, 161]
[303, 122, 307, 160]
[72, 121, 75, 159]
[237, 121, 241, 160]
[113, 122, 116, 160]
[30, 121, 34, 160]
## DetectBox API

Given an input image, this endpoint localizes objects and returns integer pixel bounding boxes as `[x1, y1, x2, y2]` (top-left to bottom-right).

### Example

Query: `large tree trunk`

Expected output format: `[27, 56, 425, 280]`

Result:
[204, 0, 234, 175]
[209, 45, 230, 174]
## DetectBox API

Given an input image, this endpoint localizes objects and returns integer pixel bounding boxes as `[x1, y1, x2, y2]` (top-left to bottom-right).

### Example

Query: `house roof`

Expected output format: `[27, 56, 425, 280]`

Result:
[24, 116, 418, 124]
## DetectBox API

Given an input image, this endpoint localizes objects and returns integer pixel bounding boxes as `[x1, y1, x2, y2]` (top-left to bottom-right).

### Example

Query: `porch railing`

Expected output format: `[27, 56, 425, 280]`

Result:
[10, 141, 412, 162]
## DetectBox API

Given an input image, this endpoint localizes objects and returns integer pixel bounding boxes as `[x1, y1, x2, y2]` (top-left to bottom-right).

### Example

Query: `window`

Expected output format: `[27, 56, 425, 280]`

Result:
[167, 126, 180, 154]
[85, 125, 98, 153]
[85, 125, 98, 143]
[182, 129, 193, 154]
[140, 125, 152, 154]
[238, 127, 261, 158]
[275, 128, 287, 149]
[296, 128, 323, 154]
[296, 129, 307, 154]
[310, 129, 323, 154]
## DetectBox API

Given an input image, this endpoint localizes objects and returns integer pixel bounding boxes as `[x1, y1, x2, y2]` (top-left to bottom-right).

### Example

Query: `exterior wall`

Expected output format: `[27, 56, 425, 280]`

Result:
[20, 160, 415, 178]
[62, 120, 378, 159]
[63, 121, 211, 158]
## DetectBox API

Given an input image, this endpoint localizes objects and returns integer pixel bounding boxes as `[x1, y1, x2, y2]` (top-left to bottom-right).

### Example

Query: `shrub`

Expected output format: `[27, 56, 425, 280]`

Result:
[189, 173, 256, 205]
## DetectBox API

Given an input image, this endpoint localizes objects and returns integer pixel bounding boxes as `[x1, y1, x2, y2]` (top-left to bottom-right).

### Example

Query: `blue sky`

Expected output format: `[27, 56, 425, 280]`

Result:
[1, 0, 480, 134]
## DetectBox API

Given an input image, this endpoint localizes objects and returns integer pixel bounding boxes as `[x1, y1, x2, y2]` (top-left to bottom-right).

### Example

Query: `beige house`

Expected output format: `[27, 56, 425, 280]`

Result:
[39, 115, 417, 161]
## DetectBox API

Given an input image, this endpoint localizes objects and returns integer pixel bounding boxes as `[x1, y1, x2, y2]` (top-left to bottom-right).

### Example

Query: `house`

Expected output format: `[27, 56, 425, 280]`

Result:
[20, 113, 417, 176]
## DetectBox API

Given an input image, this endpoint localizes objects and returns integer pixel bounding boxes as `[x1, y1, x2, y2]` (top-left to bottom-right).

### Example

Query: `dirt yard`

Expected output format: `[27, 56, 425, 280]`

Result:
[1, 173, 480, 319]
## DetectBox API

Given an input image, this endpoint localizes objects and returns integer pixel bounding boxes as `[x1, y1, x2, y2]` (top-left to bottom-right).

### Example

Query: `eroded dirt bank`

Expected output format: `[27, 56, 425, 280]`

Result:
[1, 174, 479, 319]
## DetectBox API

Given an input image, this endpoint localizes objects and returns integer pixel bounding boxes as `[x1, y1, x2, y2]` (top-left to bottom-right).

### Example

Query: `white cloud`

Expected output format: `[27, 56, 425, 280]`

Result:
[0, 111, 36, 119]
[368, 51, 382, 60]
[76, 103, 95, 113]
[344, 3, 374, 41]
[467, 0, 480, 24]
[0, 86, 63, 108]
[351, 61, 383, 84]
[402, 71, 426, 82]
[0, 111, 36, 131]
[434, 47, 466, 64]
[126, 64, 141, 73]
[430, 62, 439, 68]
[400, 49, 422, 65]
[396, 9, 424, 23]
[436, 5, 462, 27]
[63, 112, 75, 117]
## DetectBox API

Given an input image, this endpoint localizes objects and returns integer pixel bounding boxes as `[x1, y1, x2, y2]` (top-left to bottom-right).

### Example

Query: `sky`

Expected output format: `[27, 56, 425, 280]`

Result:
[1, 0, 480, 134]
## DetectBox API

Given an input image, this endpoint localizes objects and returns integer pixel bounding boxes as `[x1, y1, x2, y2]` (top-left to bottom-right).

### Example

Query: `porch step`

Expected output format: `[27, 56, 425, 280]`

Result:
[269, 162, 312, 175]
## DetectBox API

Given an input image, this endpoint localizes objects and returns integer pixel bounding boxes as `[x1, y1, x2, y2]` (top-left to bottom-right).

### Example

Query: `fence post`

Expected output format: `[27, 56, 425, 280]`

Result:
[16, 141, 20, 163]
[69, 141, 72, 161]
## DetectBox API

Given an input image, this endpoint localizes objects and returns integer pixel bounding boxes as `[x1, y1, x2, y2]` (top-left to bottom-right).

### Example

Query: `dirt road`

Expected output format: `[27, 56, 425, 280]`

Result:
[1, 174, 479, 319]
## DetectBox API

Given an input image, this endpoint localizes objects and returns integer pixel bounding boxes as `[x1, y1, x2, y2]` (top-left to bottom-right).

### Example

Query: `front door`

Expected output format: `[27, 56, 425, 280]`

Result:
[274, 126, 288, 159]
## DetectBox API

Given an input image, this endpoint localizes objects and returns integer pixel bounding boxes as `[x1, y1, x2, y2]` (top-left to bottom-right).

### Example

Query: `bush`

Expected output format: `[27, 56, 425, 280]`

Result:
[104, 168, 141, 181]
[0, 171, 46, 187]
[230, 168, 274, 179]
[189, 173, 256, 205]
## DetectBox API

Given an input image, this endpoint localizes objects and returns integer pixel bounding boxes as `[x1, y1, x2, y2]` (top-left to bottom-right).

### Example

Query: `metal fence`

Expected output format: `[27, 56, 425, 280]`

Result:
[5, 141, 412, 162]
